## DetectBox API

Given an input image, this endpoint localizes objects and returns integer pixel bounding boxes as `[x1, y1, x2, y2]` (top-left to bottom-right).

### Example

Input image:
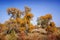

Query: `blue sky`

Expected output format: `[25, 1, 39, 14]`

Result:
[0, 0, 60, 27]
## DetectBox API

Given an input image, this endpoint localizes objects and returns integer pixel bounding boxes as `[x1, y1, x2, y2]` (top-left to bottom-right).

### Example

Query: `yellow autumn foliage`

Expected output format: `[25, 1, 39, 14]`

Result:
[7, 8, 17, 14]
[40, 16, 45, 19]
[1, 7, 60, 40]
[24, 13, 33, 20]
[19, 27, 26, 32]
[25, 6, 31, 13]
[0, 24, 8, 31]
[40, 14, 52, 20]
[50, 22, 55, 27]
[29, 24, 35, 32]
[45, 14, 52, 19]
[16, 18, 21, 23]
[47, 26, 57, 33]
[46, 22, 57, 33]
[10, 18, 17, 23]
[26, 13, 33, 18]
